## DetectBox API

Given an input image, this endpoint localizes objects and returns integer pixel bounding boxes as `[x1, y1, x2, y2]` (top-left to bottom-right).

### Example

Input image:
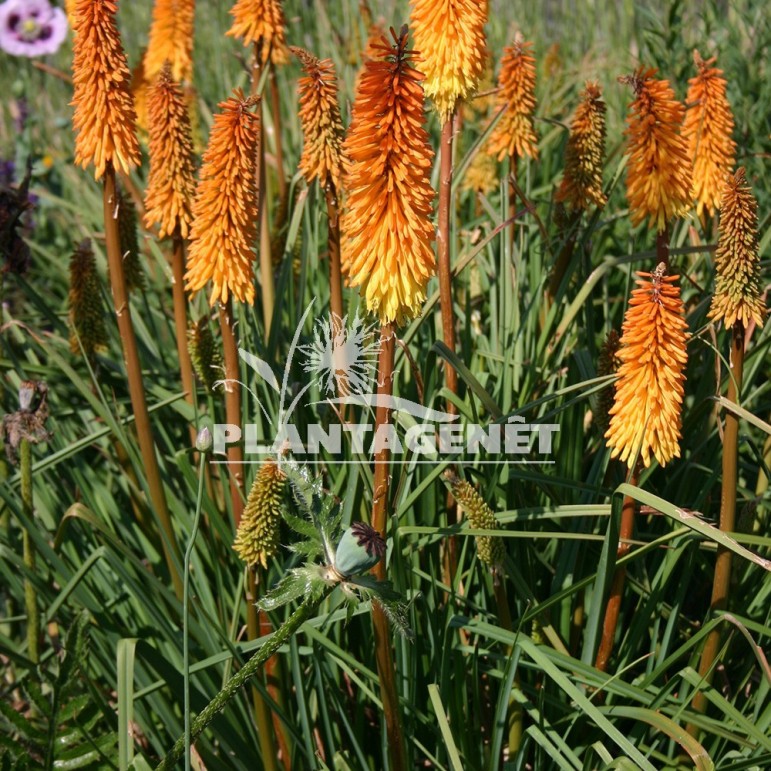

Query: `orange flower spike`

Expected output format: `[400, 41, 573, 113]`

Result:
[410, 0, 488, 123]
[620, 68, 692, 232]
[488, 34, 538, 162]
[341, 27, 436, 326]
[185, 92, 260, 306]
[227, 0, 289, 65]
[556, 81, 607, 211]
[708, 168, 766, 329]
[71, 0, 141, 180]
[143, 0, 196, 83]
[683, 51, 736, 218]
[144, 65, 197, 240]
[291, 48, 344, 191]
[605, 263, 690, 469]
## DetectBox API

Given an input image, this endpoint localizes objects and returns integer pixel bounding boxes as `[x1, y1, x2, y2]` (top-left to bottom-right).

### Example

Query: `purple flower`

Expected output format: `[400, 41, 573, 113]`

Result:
[0, 0, 67, 58]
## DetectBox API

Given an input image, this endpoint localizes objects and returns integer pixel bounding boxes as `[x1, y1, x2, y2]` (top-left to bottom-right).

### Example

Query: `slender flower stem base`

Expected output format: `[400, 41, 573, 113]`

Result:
[21, 438, 38, 665]
[156, 590, 329, 771]
[218, 299, 244, 527]
[183, 453, 206, 771]
[104, 165, 182, 600]
[171, 232, 196, 446]
[692, 323, 745, 718]
[269, 69, 287, 203]
[370, 326, 407, 771]
[325, 182, 346, 405]
[595, 475, 637, 672]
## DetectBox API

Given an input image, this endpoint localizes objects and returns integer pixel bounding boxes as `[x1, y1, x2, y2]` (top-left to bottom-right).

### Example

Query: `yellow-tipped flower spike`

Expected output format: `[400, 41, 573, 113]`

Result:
[488, 34, 538, 162]
[620, 68, 692, 233]
[291, 47, 345, 191]
[683, 51, 736, 218]
[144, 65, 196, 240]
[605, 263, 689, 468]
[410, 0, 488, 124]
[71, 0, 141, 180]
[69, 239, 108, 357]
[184, 91, 260, 306]
[708, 168, 766, 329]
[226, 0, 289, 65]
[143, 0, 195, 83]
[448, 474, 504, 570]
[233, 460, 286, 568]
[556, 81, 607, 212]
[340, 28, 436, 327]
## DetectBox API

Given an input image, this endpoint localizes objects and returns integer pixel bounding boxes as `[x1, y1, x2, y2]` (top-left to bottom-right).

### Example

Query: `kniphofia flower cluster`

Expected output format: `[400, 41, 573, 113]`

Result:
[605, 264, 689, 468]
[708, 168, 766, 329]
[556, 81, 607, 211]
[227, 0, 288, 65]
[144, 64, 197, 239]
[71, 0, 140, 180]
[489, 34, 538, 162]
[233, 460, 286, 568]
[185, 91, 260, 305]
[410, 0, 488, 123]
[448, 475, 504, 569]
[143, 0, 196, 83]
[682, 51, 736, 218]
[340, 28, 436, 326]
[292, 47, 344, 191]
[69, 239, 107, 357]
[621, 68, 692, 232]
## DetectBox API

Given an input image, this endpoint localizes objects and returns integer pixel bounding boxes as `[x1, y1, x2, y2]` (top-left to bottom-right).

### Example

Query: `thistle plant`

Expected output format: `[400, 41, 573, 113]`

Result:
[695, 168, 766, 718]
[71, 0, 181, 598]
[157, 460, 410, 770]
[683, 51, 736, 220]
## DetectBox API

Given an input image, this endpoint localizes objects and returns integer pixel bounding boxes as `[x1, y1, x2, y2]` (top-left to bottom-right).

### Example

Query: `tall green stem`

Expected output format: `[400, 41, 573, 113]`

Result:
[183, 453, 207, 771]
[156, 590, 329, 770]
[21, 438, 38, 664]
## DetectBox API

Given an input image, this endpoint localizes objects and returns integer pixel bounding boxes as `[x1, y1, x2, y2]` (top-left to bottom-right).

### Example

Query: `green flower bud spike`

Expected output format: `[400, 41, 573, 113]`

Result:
[334, 522, 386, 578]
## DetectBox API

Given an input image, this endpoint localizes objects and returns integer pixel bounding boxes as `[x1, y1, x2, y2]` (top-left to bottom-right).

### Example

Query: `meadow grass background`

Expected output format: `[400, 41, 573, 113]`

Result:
[1, 0, 770, 769]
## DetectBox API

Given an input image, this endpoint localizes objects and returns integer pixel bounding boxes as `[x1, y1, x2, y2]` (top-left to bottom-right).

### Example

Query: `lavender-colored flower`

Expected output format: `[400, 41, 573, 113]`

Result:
[0, 0, 67, 58]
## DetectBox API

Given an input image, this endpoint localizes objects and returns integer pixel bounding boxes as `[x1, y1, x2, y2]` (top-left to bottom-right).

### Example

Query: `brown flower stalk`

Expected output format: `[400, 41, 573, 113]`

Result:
[145, 64, 198, 428]
[694, 170, 765, 720]
[71, 0, 181, 598]
[340, 28, 436, 327]
[71, 0, 141, 180]
[605, 263, 689, 469]
[143, 0, 196, 83]
[683, 51, 736, 219]
[620, 68, 692, 234]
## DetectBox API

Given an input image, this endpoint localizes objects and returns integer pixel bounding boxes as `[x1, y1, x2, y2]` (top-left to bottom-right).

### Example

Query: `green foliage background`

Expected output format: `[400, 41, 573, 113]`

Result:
[1, 0, 770, 768]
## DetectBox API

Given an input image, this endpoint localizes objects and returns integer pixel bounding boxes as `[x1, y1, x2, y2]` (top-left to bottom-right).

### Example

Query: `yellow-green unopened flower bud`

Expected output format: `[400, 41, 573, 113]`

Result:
[233, 460, 286, 569]
[69, 239, 108, 358]
[117, 187, 145, 294]
[334, 522, 386, 578]
[188, 317, 223, 393]
[195, 425, 212, 453]
[449, 476, 505, 569]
